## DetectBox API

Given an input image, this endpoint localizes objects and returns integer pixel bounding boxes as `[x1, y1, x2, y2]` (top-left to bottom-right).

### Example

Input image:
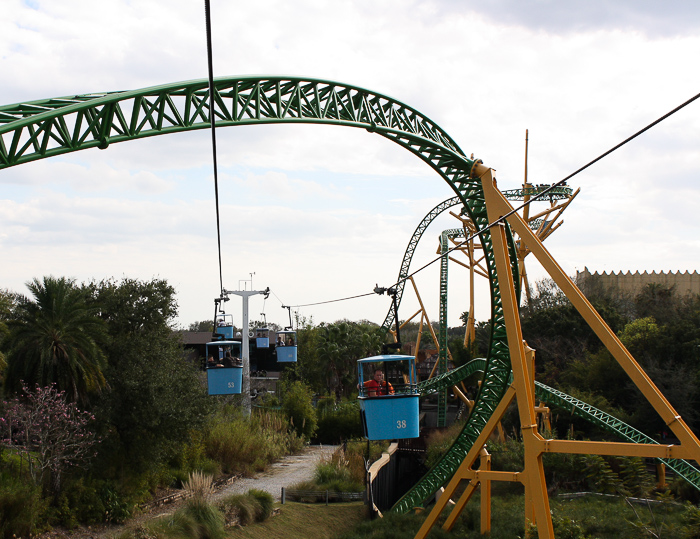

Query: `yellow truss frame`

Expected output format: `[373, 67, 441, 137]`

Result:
[414, 166, 700, 539]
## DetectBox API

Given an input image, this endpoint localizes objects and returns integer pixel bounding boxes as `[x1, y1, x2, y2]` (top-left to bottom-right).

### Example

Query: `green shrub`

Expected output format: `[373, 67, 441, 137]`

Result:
[204, 409, 303, 475]
[315, 400, 363, 444]
[424, 422, 467, 469]
[281, 381, 318, 440]
[217, 492, 262, 526]
[247, 489, 274, 521]
[0, 474, 45, 539]
[168, 497, 225, 539]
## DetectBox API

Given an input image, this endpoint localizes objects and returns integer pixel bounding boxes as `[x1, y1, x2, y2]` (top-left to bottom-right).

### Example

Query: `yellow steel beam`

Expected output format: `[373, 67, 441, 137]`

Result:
[413, 385, 517, 539]
[487, 214, 554, 538]
[474, 163, 700, 467]
[540, 439, 696, 460]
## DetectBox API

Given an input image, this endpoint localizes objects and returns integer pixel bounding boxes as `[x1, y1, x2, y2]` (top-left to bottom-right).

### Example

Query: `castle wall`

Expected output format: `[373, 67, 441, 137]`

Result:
[576, 268, 700, 297]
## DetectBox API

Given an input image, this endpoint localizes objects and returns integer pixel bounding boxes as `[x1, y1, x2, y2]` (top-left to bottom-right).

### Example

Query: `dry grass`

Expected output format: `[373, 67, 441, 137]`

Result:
[184, 471, 214, 499]
[224, 502, 366, 539]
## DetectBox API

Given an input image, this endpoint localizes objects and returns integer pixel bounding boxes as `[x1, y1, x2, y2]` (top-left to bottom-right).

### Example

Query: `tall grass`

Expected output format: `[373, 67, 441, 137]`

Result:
[217, 489, 274, 526]
[205, 409, 304, 475]
[291, 444, 370, 493]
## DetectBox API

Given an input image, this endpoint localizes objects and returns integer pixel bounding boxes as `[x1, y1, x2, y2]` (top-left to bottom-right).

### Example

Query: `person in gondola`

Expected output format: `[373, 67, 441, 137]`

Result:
[223, 351, 234, 367]
[276, 335, 285, 347]
[363, 368, 394, 397]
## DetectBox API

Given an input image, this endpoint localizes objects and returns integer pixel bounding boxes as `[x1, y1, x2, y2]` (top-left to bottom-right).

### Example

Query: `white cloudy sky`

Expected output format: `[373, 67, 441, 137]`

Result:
[1, 0, 699, 330]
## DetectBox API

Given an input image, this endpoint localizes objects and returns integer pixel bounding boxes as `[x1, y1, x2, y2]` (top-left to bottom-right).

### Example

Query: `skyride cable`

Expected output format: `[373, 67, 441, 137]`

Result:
[284, 87, 700, 309]
[204, 0, 224, 295]
[389, 86, 700, 290]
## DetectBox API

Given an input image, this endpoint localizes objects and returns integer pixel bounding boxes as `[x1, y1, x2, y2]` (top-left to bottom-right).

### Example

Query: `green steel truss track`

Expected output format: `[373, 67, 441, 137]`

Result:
[0, 76, 522, 513]
[395, 359, 700, 512]
[0, 77, 466, 169]
[437, 228, 465, 427]
[534, 381, 700, 492]
[380, 196, 463, 332]
[502, 184, 573, 201]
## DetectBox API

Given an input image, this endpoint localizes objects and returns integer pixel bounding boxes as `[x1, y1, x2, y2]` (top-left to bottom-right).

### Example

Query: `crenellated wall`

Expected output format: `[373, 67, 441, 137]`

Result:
[576, 267, 700, 297]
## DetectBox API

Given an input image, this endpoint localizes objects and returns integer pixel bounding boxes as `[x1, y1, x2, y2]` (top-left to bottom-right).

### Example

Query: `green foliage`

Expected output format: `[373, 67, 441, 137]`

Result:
[680, 502, 700, 538]
[247, 489, 274, 521]
[280, 380, 318, 440]
[167, 497, 225, 539]
[310, 320, 385, 399]
[204, 409, 303, 475]
[315, 399, 363, 444]
[217, 489, 272, 526]
[424, 421, 467, 469]
[4, 276, 107, 406]
[0, 472, 45, 539]
[87, 277, 214, 477]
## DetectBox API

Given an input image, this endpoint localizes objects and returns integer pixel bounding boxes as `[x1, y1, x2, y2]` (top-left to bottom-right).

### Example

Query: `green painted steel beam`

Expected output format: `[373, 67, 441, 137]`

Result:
[534, 381, 700, 493]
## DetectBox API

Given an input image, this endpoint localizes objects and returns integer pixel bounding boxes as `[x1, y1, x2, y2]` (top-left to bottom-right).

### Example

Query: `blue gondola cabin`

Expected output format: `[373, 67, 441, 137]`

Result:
[275, 330, 297, 363]
[256, 327, 270, 348]
[214, 313, 235, 340]
[358, 355, 419, 440]
[206, 340, 243, 395]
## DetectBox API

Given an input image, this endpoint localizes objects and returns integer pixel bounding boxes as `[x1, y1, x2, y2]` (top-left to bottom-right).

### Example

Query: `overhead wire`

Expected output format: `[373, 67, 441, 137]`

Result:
[387, 87, 700, 290]
[282, 87, 700, 309]
[203, 0, 224, 295]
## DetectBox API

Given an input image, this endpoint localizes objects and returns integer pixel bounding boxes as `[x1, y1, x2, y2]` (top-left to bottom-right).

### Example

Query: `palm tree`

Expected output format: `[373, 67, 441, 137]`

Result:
[4, 276, 107, 405]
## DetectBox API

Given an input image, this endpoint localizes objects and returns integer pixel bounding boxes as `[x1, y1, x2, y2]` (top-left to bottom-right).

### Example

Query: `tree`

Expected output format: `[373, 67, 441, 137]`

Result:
[3, 277, 107, 406]
[281, 380, 317, 440]
[0, 383, 98, 496]
[188, 320, 214, 332]
[0, 288, 17, 386]
[85, 277, 213, 475]
[315, 320, 384, 399]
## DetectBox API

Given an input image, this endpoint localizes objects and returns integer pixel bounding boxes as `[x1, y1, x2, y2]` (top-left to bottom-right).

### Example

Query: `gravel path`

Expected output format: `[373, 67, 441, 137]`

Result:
[212, 444, 338, 501]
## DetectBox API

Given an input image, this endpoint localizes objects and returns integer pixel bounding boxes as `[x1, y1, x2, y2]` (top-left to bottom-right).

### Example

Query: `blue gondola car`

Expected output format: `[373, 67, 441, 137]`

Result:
[255, 327, 270, 349]
[275, 330, 297, 363]
[214, 313, 235, 340]
[205, 340, 243, 395]
[358, 355, 419, 440]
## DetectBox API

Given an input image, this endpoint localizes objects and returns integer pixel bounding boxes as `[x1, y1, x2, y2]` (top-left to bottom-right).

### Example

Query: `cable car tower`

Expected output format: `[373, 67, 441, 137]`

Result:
[221, 276, 270, 417]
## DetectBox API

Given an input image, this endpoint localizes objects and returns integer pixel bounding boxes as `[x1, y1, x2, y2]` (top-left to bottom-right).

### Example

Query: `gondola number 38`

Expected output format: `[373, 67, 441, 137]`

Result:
[396, 420, 407, 429]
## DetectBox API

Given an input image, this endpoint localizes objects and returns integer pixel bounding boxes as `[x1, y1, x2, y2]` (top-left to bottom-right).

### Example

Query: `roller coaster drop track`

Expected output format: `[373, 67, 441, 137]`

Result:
[2, 77, 697, 520]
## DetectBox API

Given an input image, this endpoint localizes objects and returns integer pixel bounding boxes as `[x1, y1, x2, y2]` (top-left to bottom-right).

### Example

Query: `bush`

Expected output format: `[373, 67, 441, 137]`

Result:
[0, 473, 45, 539]
[315, 400, 363, 444]
[168, 497, 225, 539]
[204, 409, 303, 475]
[291, 446, 366, 494]
[247, 489, 274, 521]
[217, 490, 272, 526]
[424, 422, 467, 469]
[281, 381, 318, 440]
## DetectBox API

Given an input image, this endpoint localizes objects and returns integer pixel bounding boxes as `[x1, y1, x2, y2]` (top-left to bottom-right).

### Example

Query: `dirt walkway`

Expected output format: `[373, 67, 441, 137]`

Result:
[212, 444, 337, 502]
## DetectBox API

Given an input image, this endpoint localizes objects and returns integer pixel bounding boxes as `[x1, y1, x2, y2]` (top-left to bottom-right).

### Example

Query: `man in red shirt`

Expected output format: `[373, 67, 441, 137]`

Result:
[363, 368, 394, 396]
